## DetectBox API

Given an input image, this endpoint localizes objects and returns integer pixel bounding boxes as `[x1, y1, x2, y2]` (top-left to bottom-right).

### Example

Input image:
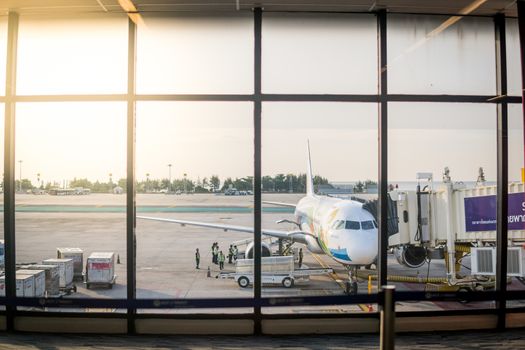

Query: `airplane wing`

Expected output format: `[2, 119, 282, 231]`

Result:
[262, 201, 297, 208]
[138, 216, 310, 244]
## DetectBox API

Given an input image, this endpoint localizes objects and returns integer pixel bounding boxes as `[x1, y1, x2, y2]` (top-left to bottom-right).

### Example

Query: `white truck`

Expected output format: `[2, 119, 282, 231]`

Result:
[219, 256, 332, 288]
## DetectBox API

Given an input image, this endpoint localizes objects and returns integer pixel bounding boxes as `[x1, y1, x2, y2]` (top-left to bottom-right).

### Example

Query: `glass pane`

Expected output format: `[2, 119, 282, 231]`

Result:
[17, 14, 128, 95]
[0, 16, 7, 96]
[262, 13, 377, 94]
[388, 15, 496, 95]
[389, 102, 497, 312]
[15, 102, 126, 311]
[506, 19, 522, 97]
[136, 102, 253, 313]
[262, 102, 378, 314]
[137, 14, 253, 94]
[508, 104, 525, 308]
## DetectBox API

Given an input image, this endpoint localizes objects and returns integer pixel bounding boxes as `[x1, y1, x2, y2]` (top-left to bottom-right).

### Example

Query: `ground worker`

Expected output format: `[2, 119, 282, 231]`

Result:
[213, 243, 219, 265]
[298, 248, 303, 268]
[195, 248, 200, 269]
[211, 242, 216, 263]
[228, 244, 233, 264]
[218, 250, 225, 270]
[233, 245, 238, 261]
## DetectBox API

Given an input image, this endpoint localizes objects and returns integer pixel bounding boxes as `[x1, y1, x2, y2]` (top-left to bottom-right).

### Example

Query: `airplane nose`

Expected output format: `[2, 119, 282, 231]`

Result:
[344, 230, 377, 265]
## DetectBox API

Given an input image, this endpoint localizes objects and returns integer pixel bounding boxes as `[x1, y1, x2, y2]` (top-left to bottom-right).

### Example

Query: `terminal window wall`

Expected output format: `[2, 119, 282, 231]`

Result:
[261, 102, 378, 314]
[0, 8, 522, 320]
[388, 102, 497, 311]
[387, 14, 496, 95]
[15, 102, 127, 308]
[135, 102, 254, 313]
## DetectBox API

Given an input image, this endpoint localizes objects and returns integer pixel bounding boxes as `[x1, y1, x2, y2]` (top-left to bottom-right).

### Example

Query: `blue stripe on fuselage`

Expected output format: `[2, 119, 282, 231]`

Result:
[329, 248, 352, 262]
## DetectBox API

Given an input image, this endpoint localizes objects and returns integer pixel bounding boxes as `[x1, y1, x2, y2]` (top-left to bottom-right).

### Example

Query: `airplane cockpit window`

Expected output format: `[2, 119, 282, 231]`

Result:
[361, 220, 375, 230]
[345, 220, 360, 230]
[373, 220, 378, 228]
[332, 220, 345, 230]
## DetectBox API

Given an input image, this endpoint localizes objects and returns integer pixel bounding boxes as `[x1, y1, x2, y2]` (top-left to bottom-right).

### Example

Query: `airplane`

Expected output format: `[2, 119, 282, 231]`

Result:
[138, 142, 378, 294]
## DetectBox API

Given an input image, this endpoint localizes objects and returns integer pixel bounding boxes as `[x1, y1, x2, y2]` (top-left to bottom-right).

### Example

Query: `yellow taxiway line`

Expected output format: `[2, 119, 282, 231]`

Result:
[311, 253, 372, 312]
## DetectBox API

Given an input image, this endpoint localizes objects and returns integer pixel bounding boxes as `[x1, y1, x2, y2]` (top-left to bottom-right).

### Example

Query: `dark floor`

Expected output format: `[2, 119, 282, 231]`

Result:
[0, 329, 524, 350]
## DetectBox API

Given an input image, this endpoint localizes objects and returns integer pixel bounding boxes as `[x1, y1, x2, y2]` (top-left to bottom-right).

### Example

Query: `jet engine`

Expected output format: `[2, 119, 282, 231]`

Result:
[244, 241, 272, 259]
[394, 245, 427, 268]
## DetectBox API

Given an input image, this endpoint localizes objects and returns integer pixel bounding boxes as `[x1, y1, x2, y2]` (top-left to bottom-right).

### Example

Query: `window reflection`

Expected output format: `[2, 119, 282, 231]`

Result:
[388, 15, 496, 95]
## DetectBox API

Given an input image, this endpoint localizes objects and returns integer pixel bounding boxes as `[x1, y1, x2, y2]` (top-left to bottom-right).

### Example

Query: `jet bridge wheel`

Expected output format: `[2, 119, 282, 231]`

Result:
[345, 281, 358, 295]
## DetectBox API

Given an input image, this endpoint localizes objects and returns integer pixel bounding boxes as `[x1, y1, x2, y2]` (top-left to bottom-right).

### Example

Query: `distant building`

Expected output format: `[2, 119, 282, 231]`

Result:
[317, 183, 354, 195]
[113, 186, 124, 194]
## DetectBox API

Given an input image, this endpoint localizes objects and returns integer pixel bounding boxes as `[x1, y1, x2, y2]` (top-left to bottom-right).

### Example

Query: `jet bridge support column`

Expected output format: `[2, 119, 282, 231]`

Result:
[443, 182, 457, 285]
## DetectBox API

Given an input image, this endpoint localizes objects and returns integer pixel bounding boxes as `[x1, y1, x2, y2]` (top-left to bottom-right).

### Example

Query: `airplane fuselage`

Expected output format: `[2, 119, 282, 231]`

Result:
[294, 195, 378, 267]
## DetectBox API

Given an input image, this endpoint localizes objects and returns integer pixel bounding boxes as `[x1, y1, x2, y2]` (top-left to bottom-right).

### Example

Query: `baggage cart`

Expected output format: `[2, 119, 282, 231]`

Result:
[57, 248, 83, 281]
[20, 264, 61, 297]
[42, 258, 76, 294]
[16, 269, 46, 297]
[86, 252, 117, 289]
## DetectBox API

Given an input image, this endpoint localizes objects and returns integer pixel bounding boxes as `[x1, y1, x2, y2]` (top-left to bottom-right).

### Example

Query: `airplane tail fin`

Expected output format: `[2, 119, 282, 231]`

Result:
[306, 140, 314, 197]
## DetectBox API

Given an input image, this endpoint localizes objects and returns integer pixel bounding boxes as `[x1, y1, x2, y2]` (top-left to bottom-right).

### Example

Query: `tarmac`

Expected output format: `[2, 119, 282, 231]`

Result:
[0, 329, 524, 349]
[4, 193, 525, 315]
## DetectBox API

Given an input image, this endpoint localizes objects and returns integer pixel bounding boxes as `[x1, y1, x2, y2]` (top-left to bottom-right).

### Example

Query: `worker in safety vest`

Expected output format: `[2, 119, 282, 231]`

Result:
[218, 251, 225, 270]
[298, 248, 304, 268]
[195, 248, 200, 269]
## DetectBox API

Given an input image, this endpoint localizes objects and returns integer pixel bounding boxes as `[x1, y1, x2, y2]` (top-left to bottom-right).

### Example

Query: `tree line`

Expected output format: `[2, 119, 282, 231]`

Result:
[12, 173, 332, 194]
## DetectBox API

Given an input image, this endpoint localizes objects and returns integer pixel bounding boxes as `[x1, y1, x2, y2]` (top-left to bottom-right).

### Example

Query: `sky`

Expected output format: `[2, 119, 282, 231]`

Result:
[0, 13, 524, 185]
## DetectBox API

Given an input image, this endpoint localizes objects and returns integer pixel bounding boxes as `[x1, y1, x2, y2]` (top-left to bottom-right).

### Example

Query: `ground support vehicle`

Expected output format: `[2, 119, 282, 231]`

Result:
[218, 256, 332, 288]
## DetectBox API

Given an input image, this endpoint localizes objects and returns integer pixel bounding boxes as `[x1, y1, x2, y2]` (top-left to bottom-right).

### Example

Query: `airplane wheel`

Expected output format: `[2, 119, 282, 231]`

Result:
[458, 287, 471, 304]
[238, 276, 250, 288]
[282, 277, 294, 288]
[351, 281, 358, 295]
[345, 281, 352, 295]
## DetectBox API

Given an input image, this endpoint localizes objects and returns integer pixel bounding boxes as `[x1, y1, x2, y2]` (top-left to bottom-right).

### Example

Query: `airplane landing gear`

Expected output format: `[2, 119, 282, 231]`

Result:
[345, 266, 359, 295]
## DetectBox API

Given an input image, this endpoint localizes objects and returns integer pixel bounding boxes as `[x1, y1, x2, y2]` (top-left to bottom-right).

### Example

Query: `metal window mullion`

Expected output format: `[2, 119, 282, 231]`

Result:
[126, 17, 137, 334]
[253, 7, 262, 335]
[4, 11, 19, 332]
[518, 1, 525, 179]
[377, 9, 388, 289]
[494, 13, 509, 330]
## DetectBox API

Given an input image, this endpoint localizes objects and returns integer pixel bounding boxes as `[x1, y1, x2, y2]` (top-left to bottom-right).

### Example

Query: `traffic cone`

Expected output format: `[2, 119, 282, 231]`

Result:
[117, 254, 121, 264]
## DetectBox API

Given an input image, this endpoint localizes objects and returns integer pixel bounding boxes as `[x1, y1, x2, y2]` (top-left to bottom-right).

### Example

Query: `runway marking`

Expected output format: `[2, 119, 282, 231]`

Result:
[311, 253, 371, 313]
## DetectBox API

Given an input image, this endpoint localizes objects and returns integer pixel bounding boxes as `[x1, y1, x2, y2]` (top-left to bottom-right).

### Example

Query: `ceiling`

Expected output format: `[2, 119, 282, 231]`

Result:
[0, 0, 519, 16]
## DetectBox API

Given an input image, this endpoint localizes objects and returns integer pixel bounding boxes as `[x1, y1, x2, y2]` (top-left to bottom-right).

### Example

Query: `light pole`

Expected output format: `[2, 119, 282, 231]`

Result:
[37, 173, 41, 190]
[109, 173, 113, 192]
[18, 160, 22, 192]
[146, 173, 150, 193]
[183, 173, 187, 194]
[168, 164, 172, 193]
